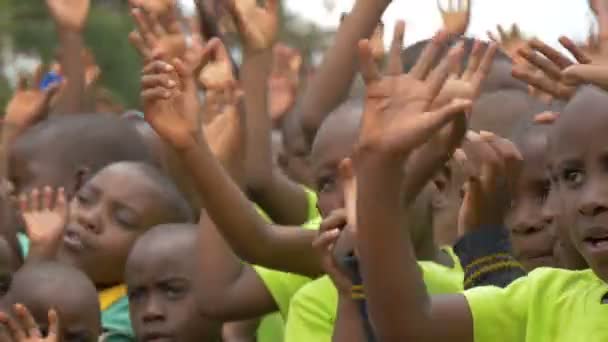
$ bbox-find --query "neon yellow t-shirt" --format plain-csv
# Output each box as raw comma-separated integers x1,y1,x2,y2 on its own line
465,267,608,342
253,188,321,340
284,248,464,342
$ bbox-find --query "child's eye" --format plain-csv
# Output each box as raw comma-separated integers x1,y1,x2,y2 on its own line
163,285,187,300
127,288,145,302
76,189,94,206
562,169,584,186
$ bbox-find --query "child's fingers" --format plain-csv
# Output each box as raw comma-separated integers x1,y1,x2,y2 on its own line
131,8,156,48
559,36,592,64
312,228,340,251
141,74,177,91
357,40,381,84
42,186,53,211
517,48,562,80
563,64,608,89
470,43,497,96
142,60,175,75
141,87,172,103
265,0,279,15
462,40,483,81
486,30,499,43
47,309,59,338
497,24,508,41
482,133,523,192
129,31,152,59
15,304,41,338
225,0,249,37
529,38,573,69
419,99,471,144
410,30,449,80
386,20,406,76
0,312,25,341
533,111,559,125
511,64,559,97
56,188,67,212
197,38,223,73
319,209,347,233
426,43,464,100
31,188,41,212
18,193,28,214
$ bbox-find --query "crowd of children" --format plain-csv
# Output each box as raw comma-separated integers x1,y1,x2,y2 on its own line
2,0,608,340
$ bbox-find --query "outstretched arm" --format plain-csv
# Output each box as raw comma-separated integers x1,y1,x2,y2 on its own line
298,0,392,146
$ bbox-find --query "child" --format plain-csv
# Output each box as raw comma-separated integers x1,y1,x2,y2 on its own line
0,261,101,341
9,113,155,195
354,44,608,341
125,223,222,342
19,161,193,341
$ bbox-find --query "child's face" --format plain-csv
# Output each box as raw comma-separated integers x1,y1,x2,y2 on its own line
505,134,558,271
126,236,220,341
57,163,177,286
310,123,356,218
550,96,608,281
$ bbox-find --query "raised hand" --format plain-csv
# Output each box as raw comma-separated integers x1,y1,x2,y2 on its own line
19,187,68,261
197,36,236,91
129,0,173,17
432,39,497,108
312,209,352,294
457,131,522,236
225,0,279,51
511,38,579,100
268,44,302,123
438,0,471,37
369,21,386,62
141,59,194,149
0,304,59,342
129,1,186,61
487,24,530,65
5,71,60,135
355,28,472,161
45,0,90,32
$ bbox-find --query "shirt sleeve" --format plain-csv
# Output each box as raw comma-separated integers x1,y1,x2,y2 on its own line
253,266,313,318
284,277,337,342
464,274,531,342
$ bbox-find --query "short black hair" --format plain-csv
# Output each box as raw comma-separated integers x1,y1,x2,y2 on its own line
5,261,101,329
10,113,157,190
470,89,544,137
119,161,194,223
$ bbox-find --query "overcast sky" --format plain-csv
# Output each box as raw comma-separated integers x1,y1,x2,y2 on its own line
286,0,595,49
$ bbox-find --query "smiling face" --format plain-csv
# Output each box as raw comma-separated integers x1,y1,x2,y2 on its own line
549,87,608,282
57,162,187,287
126,225,221,342
506,132,557,271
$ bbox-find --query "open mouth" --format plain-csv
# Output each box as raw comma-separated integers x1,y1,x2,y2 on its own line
63,229,85,252
582,227,608,251
141,332,173,342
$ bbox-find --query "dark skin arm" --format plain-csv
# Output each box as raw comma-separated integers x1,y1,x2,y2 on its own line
299,0,392,146
227,0,310,225
46,0,90,114
333,295,366,342
141,43,322,278
353,33,474,341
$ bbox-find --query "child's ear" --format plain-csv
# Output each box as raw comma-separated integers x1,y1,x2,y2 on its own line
71,166,91,196
431,165,451,210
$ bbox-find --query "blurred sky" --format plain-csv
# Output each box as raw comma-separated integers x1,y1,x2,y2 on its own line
182,0,596,49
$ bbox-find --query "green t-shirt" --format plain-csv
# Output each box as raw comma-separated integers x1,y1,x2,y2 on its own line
465,267,608,342
253,188,321,340
284,248,464,342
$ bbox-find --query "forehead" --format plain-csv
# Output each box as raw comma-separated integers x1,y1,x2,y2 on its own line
89,164,161,202
127,234,197,284
551,92,608,163
311,114,360,174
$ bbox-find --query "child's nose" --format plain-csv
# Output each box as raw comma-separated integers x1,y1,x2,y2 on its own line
578,185,608,217
143,298,165,322
76,208,102,233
